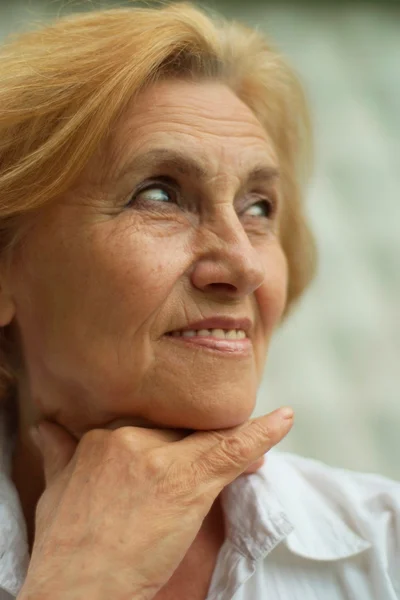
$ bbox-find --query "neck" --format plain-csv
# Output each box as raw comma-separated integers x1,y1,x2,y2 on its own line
10,372,47,550
12,428,44,551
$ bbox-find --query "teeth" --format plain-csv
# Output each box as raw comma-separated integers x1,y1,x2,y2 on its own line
226,330,238,339
171,329,247,340
182,330,196,338
211,329,226,339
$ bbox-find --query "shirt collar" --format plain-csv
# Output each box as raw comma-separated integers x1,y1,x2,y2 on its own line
221,460,294,561
222,449,371,563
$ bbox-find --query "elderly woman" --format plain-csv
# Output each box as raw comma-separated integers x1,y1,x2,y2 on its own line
0,3,398,599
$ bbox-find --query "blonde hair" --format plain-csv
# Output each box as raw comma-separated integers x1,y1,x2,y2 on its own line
0,2,316,402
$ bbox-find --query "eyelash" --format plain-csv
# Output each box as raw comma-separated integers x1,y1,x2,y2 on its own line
126,177,177,208
244,197,276,219
127,177,276,219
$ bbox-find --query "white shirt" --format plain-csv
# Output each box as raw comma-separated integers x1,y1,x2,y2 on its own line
0,409,399,600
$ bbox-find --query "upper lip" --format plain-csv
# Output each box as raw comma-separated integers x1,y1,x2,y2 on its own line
167,317,253,337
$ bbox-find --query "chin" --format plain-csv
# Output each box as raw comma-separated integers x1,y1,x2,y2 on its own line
130,349,260,431
140,390,257,432
196,403,256,430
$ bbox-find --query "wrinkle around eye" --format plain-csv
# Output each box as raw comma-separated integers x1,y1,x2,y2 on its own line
125,176,178,209
240,209,279,240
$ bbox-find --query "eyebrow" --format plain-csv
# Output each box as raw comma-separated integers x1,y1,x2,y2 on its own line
111,148,280,185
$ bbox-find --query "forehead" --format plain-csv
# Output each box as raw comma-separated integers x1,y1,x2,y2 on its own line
107,79,278,176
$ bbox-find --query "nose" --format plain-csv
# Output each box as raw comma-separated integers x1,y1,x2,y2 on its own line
190,208,266,299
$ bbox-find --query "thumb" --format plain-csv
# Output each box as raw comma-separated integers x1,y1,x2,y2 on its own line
31,420,78,485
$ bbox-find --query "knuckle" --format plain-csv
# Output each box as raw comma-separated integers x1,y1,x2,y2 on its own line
109,426,134,446
198,437,251,481
78,428,109,461
247,420,273,445
105,427,139,458
219,435,253,463
145,449,170,480
80,428,135,465
81,428,106,447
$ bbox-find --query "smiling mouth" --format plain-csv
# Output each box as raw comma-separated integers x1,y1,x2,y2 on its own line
167,328,247,340
165,328,252,355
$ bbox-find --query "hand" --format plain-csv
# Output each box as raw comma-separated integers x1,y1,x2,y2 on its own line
19,408,293,600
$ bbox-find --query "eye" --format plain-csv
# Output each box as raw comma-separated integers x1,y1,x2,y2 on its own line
245,199,274,218
137,186,172,203
127,178,178,207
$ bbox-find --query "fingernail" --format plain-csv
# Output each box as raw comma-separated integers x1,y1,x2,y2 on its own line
278,407,294,420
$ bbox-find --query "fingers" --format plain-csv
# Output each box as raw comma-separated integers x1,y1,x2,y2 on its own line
106,423,191,448
184,407,293,485
30,421,78,486
30,408,289,491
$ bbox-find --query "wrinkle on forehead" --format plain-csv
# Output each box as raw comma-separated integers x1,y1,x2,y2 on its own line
130,79,265,129
103,79,278,184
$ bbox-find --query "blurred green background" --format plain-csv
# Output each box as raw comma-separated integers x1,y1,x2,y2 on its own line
1,0,399,477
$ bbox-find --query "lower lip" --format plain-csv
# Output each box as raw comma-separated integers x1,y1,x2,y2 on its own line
165,334,252,356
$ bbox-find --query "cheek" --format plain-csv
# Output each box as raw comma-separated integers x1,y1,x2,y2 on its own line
93,224,190,326
253,245,287,378
57,220,194,393
13,216,190,379
257,245,288,330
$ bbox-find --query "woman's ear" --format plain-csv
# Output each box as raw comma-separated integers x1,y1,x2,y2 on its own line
0,272,16,326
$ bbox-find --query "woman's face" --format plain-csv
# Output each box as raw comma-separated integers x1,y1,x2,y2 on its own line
2,80,287,437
